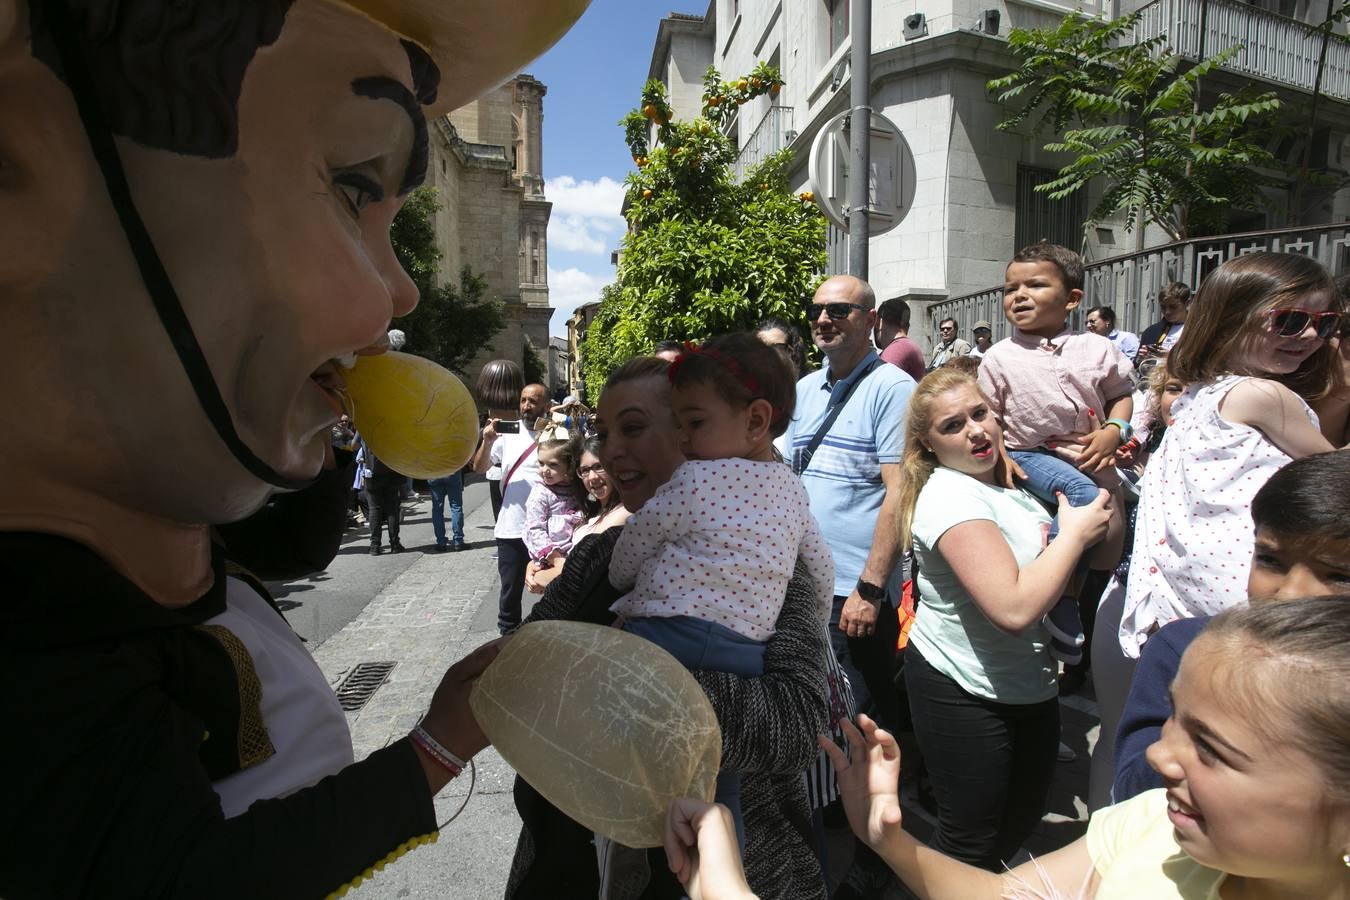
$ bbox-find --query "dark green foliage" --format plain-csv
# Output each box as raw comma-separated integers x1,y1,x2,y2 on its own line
988,12,1284,241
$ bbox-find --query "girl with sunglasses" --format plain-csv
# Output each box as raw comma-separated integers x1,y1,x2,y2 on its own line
1118,251,1346,661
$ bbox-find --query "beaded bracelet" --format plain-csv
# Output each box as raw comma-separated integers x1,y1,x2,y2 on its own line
410,725,467,777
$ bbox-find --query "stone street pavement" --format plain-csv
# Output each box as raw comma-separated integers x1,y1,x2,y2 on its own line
302,494,1101,898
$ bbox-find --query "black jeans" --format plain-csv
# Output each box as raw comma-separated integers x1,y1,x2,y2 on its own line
904,646,1058,870
828,595,900,731
496,537,529,634
367,483,402,548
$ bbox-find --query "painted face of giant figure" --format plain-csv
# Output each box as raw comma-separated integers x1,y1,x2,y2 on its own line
0,1,582,538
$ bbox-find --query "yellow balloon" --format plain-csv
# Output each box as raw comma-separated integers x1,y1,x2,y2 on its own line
343,351,478,479
471,621,722,848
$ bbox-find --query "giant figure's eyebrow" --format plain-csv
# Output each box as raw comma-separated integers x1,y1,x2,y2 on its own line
350,76,429,195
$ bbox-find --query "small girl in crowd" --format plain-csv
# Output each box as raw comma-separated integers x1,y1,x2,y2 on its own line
609,331,834,843
1113,448,1350,801
822,595,1350,900
522,435,587,570
1120,251,1345,658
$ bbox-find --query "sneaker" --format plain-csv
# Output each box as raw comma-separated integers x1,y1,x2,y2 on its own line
369,545,382,556
450,540,467,552
390,542,406,554
434,543,450,553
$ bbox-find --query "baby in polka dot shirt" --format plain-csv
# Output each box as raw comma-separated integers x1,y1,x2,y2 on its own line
609,335,834,845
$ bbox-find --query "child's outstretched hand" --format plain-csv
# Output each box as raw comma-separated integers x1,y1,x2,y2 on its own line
817,715,903,849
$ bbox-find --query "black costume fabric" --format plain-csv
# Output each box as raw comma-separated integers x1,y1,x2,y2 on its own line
504,528,830,900
0,533,436,898
216,449,356,579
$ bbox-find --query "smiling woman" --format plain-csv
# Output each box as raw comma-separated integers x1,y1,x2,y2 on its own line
0,0,588,896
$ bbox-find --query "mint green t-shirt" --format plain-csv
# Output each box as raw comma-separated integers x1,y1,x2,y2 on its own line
908,466,1057,705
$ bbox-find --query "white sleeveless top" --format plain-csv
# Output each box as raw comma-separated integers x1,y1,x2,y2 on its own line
1119,376,1316,658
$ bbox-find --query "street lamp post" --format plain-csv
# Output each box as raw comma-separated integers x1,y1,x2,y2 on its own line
848,0,872,279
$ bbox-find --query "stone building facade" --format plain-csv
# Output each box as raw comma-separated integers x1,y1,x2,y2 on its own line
423,74,555,393
648,1,1350,351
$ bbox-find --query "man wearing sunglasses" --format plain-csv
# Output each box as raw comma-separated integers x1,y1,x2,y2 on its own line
928,318,973,371
785,275,917,734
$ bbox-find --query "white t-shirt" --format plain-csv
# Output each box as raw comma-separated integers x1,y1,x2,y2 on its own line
489,429,540,540
209,578,354,818
908,466,1057,705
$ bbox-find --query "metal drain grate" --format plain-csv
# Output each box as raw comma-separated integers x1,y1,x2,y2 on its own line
334,661,397,711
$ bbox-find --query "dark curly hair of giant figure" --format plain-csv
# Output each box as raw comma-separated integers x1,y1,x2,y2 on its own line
29,0,438,160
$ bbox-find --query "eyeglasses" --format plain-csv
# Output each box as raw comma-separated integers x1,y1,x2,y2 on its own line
578,464,606,476
1262,307,1343,340
805,301,868,320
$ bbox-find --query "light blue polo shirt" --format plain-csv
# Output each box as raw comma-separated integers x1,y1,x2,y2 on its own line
785,352,916,597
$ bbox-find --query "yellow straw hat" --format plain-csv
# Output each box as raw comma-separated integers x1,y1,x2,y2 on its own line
342,0,592,116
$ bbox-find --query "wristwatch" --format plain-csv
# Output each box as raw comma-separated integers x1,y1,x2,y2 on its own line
855,579,886,604
1104,418,1134,442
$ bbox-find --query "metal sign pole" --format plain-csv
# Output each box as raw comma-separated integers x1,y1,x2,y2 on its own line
848,0,872,279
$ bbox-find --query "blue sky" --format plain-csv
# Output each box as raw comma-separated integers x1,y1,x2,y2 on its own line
526,1,701,336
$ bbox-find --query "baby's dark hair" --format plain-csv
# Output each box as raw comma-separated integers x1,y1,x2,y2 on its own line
1252,450,1350,544
669,332,798,437
537,435,585,500
1011,241,1084,292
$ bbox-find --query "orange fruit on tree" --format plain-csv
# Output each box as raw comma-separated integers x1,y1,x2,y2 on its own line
642,189,653,199
642,103,658,119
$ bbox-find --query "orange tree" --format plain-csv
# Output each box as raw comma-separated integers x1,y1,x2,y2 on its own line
581,64,826,396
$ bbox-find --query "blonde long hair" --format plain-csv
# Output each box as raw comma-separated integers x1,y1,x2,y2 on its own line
895,369,1006,549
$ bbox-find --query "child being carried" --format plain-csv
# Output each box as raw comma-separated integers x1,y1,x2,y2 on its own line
608,332,833,847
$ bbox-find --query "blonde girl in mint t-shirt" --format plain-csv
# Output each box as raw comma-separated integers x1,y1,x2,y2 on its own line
892,369,1111,870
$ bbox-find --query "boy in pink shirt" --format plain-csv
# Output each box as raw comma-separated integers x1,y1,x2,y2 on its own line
978,242,1134,663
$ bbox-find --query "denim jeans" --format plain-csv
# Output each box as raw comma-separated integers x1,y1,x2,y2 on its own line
623,615,767,852
904,646,1059,870
1009,448,1101,540
428,473,464,546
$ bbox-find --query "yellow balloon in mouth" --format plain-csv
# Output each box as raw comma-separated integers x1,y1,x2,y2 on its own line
343,351,479,479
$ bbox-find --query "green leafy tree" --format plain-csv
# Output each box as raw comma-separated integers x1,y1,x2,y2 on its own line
988,12,1283,244
390,186,506,374
582,66,825,396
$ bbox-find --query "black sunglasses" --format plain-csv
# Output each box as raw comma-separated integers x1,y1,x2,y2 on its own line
1262,307,1342,341
805,300,868,320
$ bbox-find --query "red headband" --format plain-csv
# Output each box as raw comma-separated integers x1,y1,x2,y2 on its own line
667,341,786,426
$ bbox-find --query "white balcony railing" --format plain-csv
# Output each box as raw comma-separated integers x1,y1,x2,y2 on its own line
1133,0,1350,100
732,105,795,182
929,223,1350,342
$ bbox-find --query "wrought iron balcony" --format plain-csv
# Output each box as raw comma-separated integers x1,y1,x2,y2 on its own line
1132,0,1350,100
732,105,795,182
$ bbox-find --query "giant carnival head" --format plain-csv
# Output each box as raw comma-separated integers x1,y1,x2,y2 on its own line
1,1,586,524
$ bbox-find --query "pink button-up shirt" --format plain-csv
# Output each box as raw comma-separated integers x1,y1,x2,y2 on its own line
978,329,1134,450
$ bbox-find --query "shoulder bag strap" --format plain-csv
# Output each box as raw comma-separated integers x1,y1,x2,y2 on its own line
502,435,540,489
794,359,883,475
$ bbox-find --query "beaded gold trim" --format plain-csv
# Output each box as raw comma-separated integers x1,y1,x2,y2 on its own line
324,832,440,898
196,623,275,769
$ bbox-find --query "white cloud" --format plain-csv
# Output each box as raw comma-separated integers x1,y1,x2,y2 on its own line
548,266,613,337
545,175,627,257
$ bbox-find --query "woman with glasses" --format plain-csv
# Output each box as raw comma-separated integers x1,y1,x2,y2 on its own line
1120,252,1347,662
523,436,629,594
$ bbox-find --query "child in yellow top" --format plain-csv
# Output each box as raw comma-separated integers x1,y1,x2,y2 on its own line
820,596,1350,900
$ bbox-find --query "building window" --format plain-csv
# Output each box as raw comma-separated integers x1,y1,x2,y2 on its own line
1014,165,1086,252
826,0,849,55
